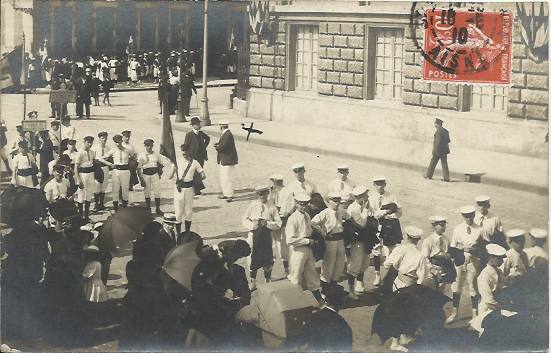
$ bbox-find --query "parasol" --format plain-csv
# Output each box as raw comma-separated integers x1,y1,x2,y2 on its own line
162,240,202,291
48,198,78,221
0,185,48,225
97,206,153,251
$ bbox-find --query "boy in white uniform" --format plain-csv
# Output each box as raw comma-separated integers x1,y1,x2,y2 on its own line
92,131,110,211
327,164,356,200
288,162,318,209
502,229,530,283
138,139,170,215
268,174,294,274
44,164,70,203
11,140,37,188
172,144,206,233
477,243,506,314
286,193,322,302
523,228,548,270
74,136,96,221
98,134,132,210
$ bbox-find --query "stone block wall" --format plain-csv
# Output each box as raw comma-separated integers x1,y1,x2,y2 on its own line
249,21,287,90
318,23,365,99
508,22,549,121
402,26,462,111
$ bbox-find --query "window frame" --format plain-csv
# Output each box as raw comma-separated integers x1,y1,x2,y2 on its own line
168,2,191,50
92,2,117,52
285,21,320,92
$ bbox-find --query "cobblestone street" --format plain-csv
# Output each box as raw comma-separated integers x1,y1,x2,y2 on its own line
1,88,548,351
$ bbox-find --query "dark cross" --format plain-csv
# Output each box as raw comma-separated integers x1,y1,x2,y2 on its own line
241,123,263,141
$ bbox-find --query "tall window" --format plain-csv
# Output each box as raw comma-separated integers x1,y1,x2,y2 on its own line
95,7,115,50
470,85,508,112
53,6,73,52
375,29,404,100
294,25,319,91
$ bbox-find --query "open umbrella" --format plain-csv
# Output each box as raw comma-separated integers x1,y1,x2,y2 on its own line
0,185,48,225
49,198,78,221
97,206,153,252
162,240,202,291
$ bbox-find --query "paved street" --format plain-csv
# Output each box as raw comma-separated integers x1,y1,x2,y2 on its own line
1,88,548,351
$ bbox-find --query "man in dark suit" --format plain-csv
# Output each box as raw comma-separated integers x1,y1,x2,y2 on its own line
214,121,238,202
424,118,450,182
74,67,93,119
183,117,210,167
181,70,197,117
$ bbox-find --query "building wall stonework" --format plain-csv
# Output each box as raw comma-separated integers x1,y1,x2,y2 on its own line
249,21,286,90
318,22,365,99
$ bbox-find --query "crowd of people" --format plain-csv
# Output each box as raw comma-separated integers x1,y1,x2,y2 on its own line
1,92,548,352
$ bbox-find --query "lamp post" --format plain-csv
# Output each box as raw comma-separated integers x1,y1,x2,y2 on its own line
176,24,187,122
200,0,211,126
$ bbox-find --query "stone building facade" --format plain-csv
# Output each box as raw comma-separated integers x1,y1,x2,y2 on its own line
240,1,549,157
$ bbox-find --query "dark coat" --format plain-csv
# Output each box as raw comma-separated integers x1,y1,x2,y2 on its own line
432,126,451,156
308,308,353,352
74,76,92,104
181,74,197,97
216,130,238,166
184,130,210,166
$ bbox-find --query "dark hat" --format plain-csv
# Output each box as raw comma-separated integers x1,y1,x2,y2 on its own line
121,130,131,137
18,140,28,148
58,154,72,165
98,131,108,138
53,164,65,173
435,118,443,124
144,139,154,146
67,139,77,145
16,124,22,129
83,136,94,143
112,134,123,143
190,116,201,125
51,120,60,125
61,116,70,121
218,239,251,261
39,129,49,135
143,221,162,238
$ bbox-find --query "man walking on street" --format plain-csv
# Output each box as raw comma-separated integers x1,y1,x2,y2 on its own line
75,68,93,119
215,121,238,203
183,117,210,167
92,132,110,211
99,134,131,210
425,118,450,182
74,136,96,221
181,70,197,118
137,139,169,215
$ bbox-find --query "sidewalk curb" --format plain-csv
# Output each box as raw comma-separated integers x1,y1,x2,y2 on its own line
165,116,548,195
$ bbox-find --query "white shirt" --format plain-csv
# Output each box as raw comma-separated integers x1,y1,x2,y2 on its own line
268,186,294,217
242,200,282,232
92,143,110,159
63,149,79,163
104,146,132,165
311,207,344,235
44,178,69,203
346,200,372,228
75,149,95,168
122,142,136,157
477,265,503,312
327,177,356,199
502,248,530,279
138,152,168,169
60,125,75,140
285,210,313,247
384,242,427,285
368,191,402,220
523,246,549,268
474,211,504,242
50,130,61,147
421,232,449,259
175,158,203,182
451,222,482,251
13,153,34,170
288,179,317,197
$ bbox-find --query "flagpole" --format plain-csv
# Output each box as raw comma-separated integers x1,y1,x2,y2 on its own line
22,32,26,121
200,0,211,126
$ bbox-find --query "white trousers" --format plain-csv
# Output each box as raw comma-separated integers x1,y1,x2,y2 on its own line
219,164,234,197
271,228,289,262
321,239,346,283
287,245,320,291
95,166,109,193
143,173,161,198
112,169,130,202
451,256,480,297
12,175,34,188
174,186,194,222
347,241,370,277
77,172,95,203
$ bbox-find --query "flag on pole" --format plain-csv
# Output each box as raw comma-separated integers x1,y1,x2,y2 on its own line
0,45,24,90
160,94,177,166
228,27,236,50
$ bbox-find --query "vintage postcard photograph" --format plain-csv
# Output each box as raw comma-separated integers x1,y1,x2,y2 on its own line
0,0,548,352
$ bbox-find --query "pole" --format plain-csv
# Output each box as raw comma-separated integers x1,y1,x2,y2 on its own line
200,0,211,126
22,33,27,121
176,24,186,122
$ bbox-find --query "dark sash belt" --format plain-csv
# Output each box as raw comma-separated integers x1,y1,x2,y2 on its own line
325,232,344,241
176,180,193,189
17,168,34,176
78,166,94,173
143,167,158,176
114,165,129,170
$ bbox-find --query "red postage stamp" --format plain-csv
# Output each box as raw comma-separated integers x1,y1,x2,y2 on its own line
422,9,513,84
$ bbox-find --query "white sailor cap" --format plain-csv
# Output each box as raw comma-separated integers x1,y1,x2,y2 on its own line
337,164,349,171
340,195,351,204
294,193,311,203
506,229,525,239
292,162,305,171
372,176,386,183
352,185,368,196
475,195,491,204
429,215,447,223
327,192,342,201
486,243,507,257
269,173,284,181
529,228,548,239
255,185,270,193
84,245,99,252
460,205,476,214
219,120,229,126
80,225,93,232
405,226,423,239
93,222,104,231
